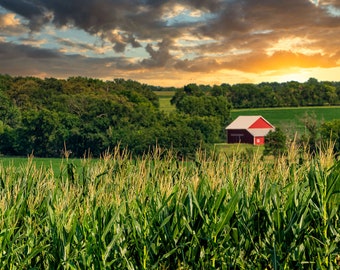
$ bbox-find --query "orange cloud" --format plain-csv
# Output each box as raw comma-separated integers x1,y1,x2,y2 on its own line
0,13,26,35
227,51,338,73
0,13,19,26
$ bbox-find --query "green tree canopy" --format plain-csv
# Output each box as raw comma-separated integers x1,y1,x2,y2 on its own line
320,119,340,155
263,128,287,157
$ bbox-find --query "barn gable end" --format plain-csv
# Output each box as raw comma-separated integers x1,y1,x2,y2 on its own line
249,118,273,129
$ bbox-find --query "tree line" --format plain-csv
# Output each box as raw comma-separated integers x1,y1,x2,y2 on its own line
0,75,230,158
0,74,339,158
169,78,340,108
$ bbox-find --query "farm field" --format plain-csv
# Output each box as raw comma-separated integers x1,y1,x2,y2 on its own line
0,156,79,167
154,91,175,112
231,106,340,134
156,90,340,131
0,156,86,175
0,146,339,269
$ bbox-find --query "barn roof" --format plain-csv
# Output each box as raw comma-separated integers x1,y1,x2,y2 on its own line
226,115,274,132
226,116,263,129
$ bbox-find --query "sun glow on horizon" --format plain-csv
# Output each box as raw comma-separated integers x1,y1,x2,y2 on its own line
276,72,310,83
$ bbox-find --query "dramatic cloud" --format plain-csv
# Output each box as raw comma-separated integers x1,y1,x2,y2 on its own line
0,12,26,35
0,0,339,86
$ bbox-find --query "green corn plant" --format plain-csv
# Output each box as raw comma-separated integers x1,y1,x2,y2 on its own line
307,161,340,269
0,145,339,268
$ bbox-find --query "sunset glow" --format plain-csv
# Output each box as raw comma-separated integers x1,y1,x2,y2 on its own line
0,1,339,86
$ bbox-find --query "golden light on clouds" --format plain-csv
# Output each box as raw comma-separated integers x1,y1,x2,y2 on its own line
0,13,20,26
266,37,324,56
0,0,339,86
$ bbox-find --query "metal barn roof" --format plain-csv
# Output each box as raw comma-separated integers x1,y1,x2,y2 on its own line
226,116,264,129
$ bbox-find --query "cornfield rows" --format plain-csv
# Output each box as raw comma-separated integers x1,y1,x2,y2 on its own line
0,146,339,269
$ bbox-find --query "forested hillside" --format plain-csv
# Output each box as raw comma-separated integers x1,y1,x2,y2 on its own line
1,75,340,158
0,75,229,157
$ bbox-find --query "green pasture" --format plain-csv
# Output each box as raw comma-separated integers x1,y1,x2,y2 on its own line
231,106,340,135
0,156,88,175
231,106,340,124
158,97,174,112
155,91,175,112
155,89,340,130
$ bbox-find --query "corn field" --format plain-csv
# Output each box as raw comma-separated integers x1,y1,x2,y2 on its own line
0,145,339,269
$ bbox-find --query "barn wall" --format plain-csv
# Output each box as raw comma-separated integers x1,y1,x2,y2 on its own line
227,129,253,144
254,136,265,145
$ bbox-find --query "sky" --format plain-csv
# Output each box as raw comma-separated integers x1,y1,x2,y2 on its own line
0,0,339,87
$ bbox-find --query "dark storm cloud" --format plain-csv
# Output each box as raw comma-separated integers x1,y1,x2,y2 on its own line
0,0,44,19
0,41,137,77
0,1,169,42
0,41,60,59
0,0,181,59
181,0,223,12
199,0,339,39
141,38,174,68
2,0,338,50
0,0,339,82
54,37,96,51
0,0,51,31
105,31,141,53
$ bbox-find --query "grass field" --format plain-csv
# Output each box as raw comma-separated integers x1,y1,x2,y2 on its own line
154,91,175,112
155,91,340,129
231,106,340,135
158,97,174,112
0,156,85,174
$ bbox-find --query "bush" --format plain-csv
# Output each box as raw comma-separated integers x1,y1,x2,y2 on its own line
263,128,287,156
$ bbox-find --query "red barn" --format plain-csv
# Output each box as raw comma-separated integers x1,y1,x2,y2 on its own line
225,116,275,145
